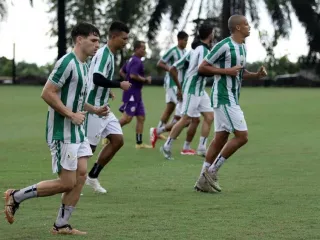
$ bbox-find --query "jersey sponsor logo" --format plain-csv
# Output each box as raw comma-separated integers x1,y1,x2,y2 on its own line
130,106,136,112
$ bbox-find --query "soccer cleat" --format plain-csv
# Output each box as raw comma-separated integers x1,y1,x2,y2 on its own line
135,143,153,149
180,149,196,155
50,224,87,235
158,134,167,140
196,148,207,157
194,174,217,193
160,146,174,160
149,128,158,148
101,138,110,145
4,189,20,224
202,168,222,192
85,177,107,193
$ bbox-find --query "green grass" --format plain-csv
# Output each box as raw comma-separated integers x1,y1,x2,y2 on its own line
0,86,320,240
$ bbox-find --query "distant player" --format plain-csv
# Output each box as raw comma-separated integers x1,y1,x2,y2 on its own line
4,23,106,235
156,31,189,139
160,24,215,160
118,40,152,149
150,50,201,155
85,21,131,193
195,15,267,192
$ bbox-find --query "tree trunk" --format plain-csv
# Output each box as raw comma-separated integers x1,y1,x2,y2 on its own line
57,0,66,59
222,0,231,38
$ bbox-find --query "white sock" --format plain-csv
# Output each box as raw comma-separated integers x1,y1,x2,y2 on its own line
157,121,164,128
55,204,75,227
200,161,211,175
164,137,174,150
183,141,191,150
156,126,166,135
198,136,208,149
208,154,226,173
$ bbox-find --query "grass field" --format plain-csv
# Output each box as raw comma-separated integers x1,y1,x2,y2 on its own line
0,86,320,240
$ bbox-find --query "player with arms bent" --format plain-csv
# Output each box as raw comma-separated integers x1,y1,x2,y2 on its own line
195,15,267,192
4,23,107,235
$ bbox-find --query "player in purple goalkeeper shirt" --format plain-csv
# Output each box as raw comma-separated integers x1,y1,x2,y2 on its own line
119,41,152,149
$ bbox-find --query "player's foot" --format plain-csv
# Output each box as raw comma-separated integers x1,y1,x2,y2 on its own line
194,174,216,193
202,169,222,192
136,143,153,149
101,138,110,145
150,128,158,148
50,224,87,235
4,189,20,224
158,134,167,140
196,148,207,157
85,177,107,193
180,149,196,155
160,146,174,160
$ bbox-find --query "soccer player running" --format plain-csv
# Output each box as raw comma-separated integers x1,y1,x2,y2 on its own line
85,21,131,193
4,23,108,234
195,15,267,193
150,50,201,155
118,41,152,149
156,31,189,139
160,24,214,160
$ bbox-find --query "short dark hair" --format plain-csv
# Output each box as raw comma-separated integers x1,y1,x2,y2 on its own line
177,31,189,40
71,22,100,43
199,24,213,40
109,21,130,37
133,40,145,50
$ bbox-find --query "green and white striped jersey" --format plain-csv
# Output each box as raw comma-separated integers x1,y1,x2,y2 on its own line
205,37,246,108
46,52,89,144
182,44,210,96
160,46,186,89
87,45,115,107
172,51,191,85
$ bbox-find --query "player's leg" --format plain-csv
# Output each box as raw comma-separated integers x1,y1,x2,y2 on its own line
119,102,134,127
132,100,151,149
181,117,200,155
4,141,87,225
205,105,248,191
156,88,177,139
52,146,91,235
160,94,197,160
196,92,214,156
86,113,124,193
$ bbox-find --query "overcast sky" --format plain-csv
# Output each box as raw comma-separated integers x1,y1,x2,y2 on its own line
0,0,309,66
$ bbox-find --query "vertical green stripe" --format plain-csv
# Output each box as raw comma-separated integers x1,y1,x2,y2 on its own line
98,47,110,73
238,45,245,101
53,70,73,140
217,51,229,106
51,53,73,84
188,75,198,95
100,89,108,106
85,113,89,136
56,141,62,173
206,38,230,64
72,60,84,143
183,94,192,115
228,41,238,104
87,85,98,105
210,83,215,107
162,47,175,61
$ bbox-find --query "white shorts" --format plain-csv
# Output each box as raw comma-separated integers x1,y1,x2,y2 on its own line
165,88,178,104
175,101,182,117
181,92,213,118
48,139,92,173
86,112,123,146
213,105,248,133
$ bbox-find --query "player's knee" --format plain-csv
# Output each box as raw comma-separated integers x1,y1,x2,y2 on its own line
111,135,124,149
239,135,248,146
61,179,77,192
205,114,214,124
138,116,145,123
77,172,87,186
